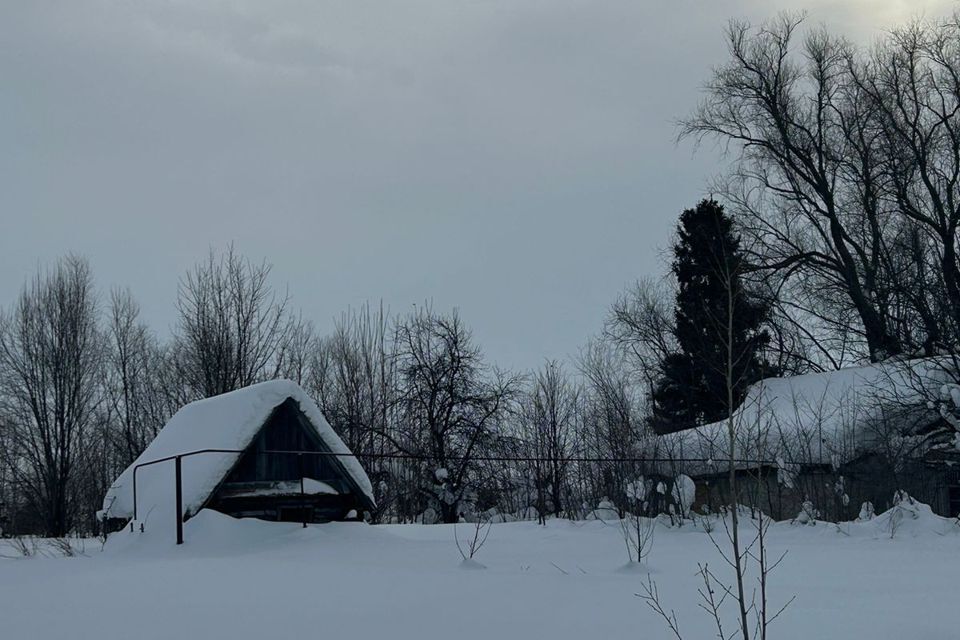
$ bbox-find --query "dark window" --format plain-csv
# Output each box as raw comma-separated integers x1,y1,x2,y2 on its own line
948,486,960,517
224,399,341,486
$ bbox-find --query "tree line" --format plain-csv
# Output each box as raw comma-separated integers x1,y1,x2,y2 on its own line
3,12,960,536
0,247,660,535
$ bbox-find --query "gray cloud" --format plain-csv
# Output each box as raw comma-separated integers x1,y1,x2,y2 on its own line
0,0,954,370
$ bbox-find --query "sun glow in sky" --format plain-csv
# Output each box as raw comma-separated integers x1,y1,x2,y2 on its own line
834,0,951,27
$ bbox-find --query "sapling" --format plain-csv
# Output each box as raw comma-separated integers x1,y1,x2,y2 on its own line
2,536,38,558
620,510,656,565
454,514,492,568
639,183,795,639
621,479,655,565
50,537,83,557
696,505,716,534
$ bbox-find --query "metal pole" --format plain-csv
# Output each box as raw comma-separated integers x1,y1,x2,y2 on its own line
299,453,306,528
175,455,183,545
132,467,138,522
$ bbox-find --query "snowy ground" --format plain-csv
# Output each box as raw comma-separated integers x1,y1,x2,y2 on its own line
2,508,959,640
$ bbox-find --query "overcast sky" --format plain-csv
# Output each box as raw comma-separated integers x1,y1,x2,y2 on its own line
1,0,954,371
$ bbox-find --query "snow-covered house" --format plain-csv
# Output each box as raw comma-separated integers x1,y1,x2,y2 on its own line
101,380,375,529
656,358,960,518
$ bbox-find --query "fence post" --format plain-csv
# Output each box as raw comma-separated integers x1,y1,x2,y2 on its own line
299,453,306,528
132,467,138,522
175,455,183,545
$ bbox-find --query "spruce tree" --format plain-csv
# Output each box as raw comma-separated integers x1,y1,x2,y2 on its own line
651,199,773,433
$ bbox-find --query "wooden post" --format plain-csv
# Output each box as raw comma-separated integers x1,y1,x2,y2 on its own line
175,455,184,545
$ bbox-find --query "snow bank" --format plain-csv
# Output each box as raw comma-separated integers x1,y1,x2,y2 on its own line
101,380,374,523
662,358,948,472
863,492,957,538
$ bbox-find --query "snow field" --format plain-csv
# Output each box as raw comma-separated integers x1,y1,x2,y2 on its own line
2,508,959,640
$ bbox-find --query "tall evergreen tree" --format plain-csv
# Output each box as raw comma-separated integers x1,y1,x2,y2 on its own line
651,200,773,433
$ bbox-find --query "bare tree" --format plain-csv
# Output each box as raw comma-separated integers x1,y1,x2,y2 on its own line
683,13,960,362
681,14,904,361
719,208,759,639
640,263,794,639
389,306,517,524
306,303,399,522
519,360,578,520
0,257,104,536
275,316,315,387
639,199,782,640
578,340,649,514
606,278,677,389
698,208,795,640
309,305,393,454
853,17,960,345
104,288,168,469
174,245,291,398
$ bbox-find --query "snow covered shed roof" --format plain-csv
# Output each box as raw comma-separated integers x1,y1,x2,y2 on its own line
101,380,375,522
660,358,948,474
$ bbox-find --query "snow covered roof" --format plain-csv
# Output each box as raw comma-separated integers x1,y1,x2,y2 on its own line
102,380,375,522
659,358,949,474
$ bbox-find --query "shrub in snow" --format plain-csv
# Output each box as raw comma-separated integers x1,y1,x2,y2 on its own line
935,382,960,447
514,505,539,521
485,510,517,524
828,476,850,521
619,513,655,565
696,513,716,534
454,515,491,569
793,499,819,525
671,475,696,518
5,537,39,558
883,490,920,538
597,498,618,515
621,487,655,564
586,498,620,522
625,477,650,503
857,502,875,522
892,490,914,508
860,491,954,538
833,477,849,505
625,476,693,523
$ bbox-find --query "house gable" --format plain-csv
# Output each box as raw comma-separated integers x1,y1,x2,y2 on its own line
204,398,374,522
101,380,375,523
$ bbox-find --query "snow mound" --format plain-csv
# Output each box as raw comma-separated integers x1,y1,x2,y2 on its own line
865,493,957,538
664,358,949,472
585,499,619,522
615,561,654,575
